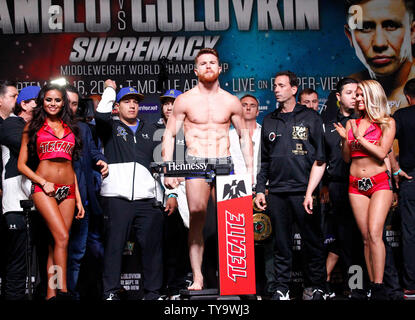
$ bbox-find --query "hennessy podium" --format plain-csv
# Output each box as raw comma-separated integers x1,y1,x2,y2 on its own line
151,161,256,300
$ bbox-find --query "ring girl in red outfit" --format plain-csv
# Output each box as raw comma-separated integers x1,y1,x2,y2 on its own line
334,80,395,299
17,84,84,300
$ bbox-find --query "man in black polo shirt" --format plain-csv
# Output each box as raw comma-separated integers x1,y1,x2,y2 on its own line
390,78,415,299
255,71,327,300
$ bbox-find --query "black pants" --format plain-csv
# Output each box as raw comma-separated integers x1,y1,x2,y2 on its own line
102,197,165,299
328,181,364,283
162,208,190,296
268,192,326,292
382,210,403,299
0,213,6,296
399,175,415,290
3,213,27,300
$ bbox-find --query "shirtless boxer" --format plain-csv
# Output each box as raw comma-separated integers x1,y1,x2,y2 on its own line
162,48,253,291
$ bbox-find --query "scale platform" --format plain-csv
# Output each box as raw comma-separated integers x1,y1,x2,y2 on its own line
179,288,242,300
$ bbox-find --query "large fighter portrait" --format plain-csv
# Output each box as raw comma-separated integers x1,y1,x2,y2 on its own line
323,0,415,121
345,0,415,112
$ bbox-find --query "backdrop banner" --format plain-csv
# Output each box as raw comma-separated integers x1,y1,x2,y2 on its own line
2,0,411,124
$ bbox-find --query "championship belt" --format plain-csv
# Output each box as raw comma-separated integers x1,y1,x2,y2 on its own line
252,198,272,241
253,213,272,241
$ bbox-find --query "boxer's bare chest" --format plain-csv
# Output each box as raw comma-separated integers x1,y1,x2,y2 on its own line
185,95,232,126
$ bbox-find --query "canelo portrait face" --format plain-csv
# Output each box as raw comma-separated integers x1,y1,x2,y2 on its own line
195,53,222,83
346,0,415,77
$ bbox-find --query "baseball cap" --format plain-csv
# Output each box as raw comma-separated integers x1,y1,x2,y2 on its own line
116,87,144,103
160,89,182,103
17,86,41,105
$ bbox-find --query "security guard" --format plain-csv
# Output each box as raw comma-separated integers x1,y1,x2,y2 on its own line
304,78,364,299
390,78,415,300
321,78,361,298
255,71,326,300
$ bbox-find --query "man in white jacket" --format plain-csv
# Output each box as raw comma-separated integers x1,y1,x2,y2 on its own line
96,80,177,300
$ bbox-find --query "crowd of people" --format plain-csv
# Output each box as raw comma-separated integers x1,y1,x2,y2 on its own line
0,45,414,302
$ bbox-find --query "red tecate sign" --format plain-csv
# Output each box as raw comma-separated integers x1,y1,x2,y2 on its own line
216,175,256,296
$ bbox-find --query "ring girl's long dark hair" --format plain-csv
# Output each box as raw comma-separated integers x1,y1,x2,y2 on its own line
26,83,82,161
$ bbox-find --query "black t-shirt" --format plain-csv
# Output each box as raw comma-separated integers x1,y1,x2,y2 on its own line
321,91,339,124
393,105,415,172
323,110,356,183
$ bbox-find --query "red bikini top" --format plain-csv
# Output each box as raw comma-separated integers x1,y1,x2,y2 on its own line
36,120,75,161
348,118,382,158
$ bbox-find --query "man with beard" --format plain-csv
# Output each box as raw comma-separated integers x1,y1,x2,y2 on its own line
162,48,253,291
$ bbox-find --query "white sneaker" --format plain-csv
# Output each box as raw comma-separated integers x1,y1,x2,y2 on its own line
272,290,290,300
323,291,336,300
106,293,120,300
